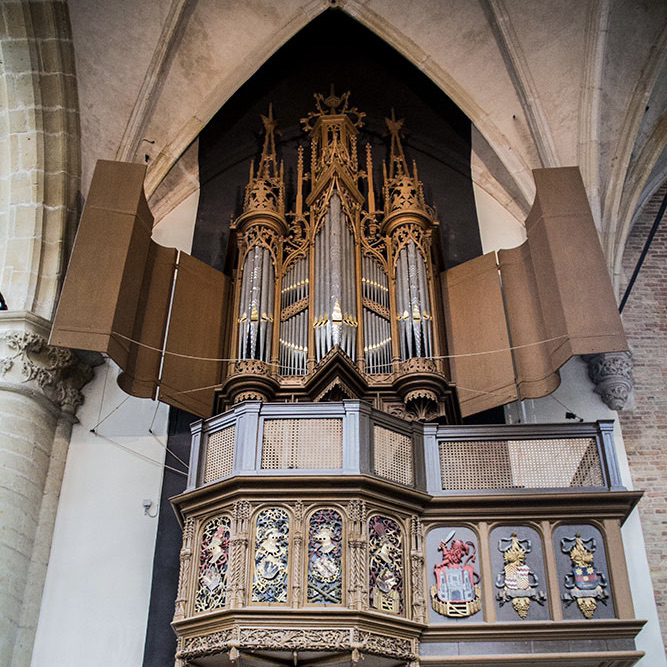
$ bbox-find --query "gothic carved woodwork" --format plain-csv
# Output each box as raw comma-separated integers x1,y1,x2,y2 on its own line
251,507,290,603
173,517,195,622
368,514,404,615
219,90,456,422
307,508,343,604
195,516,231,612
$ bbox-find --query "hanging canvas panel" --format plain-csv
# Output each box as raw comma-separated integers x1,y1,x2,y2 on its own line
195,516,231,612
307,508,343,604
251,507,290,603
368,515,404,614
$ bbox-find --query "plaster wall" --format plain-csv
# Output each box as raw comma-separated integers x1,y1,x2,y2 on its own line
31,363,169,667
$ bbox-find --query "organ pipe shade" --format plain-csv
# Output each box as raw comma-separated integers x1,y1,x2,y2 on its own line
238,245,274,362
395,241,433,359
314,191,357,361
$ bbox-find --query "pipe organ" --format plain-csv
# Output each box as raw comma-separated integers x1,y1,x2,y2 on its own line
222,89,459,422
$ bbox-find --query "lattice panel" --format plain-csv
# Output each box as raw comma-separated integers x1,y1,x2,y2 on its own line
438,437,602,490
204,426,235,483
261,419,342,469
373,426,414,486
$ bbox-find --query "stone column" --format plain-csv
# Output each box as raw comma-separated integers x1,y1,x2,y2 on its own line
0,312,99,667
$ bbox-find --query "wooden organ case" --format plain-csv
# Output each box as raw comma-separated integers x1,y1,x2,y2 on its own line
218,90,460,422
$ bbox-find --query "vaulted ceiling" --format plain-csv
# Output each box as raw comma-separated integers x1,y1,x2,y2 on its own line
69,0,667,290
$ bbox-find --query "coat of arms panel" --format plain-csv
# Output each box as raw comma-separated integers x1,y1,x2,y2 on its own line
426,526,482,623
553,524,614,620
490,525,548,621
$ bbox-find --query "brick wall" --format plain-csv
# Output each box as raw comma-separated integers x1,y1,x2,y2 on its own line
619,181,667,645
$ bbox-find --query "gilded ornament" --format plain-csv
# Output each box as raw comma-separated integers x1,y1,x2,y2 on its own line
560,533,609,619
495,533,546,618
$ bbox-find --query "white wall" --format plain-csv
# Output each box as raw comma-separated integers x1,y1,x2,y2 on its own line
32,191,199,667
31,362,169,667
473,181,526,254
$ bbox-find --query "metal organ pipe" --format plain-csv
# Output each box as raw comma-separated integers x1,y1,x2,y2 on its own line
361,255,391,374
314,191,357,362
394,241,431,361
238,245,274,362
279,256,308,375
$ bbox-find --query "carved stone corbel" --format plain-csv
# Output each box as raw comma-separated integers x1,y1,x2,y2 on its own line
583,351,633,411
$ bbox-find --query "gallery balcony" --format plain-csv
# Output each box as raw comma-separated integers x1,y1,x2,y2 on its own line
170,401,644,667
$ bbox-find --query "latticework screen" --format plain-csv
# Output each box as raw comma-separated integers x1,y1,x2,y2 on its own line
204,425,235,483
261,418,343,469
373,426,414,486
438,437,602,490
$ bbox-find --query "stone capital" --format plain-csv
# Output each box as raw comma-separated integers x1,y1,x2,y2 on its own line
0,311,101,418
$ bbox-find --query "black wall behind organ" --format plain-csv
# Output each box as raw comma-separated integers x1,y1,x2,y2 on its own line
192,9,482,273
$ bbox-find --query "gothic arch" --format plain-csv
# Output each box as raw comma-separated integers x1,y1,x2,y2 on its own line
0,1,79,320
140,1,534,216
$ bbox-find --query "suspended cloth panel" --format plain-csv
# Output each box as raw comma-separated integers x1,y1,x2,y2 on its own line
159,252,229,417
444,167,627,417
50,160,176,398
442,252,517,416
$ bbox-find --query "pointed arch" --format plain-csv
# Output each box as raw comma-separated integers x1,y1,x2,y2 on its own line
141,1,534,215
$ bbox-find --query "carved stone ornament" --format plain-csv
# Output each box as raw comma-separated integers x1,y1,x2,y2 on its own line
495,533,546,618
583,351,633,411
0,329,97,417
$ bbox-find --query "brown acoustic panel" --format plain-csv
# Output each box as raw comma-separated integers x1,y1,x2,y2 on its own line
159,253,229,418
50,160,153,368
527,167,627,368
442,253,517,416
117,242,177,399
498,243,560,399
